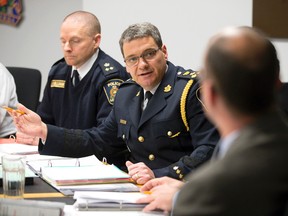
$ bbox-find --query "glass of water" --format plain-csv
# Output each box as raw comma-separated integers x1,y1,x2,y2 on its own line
2,154,26,199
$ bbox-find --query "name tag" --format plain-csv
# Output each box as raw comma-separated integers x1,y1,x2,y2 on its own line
51,80,65,88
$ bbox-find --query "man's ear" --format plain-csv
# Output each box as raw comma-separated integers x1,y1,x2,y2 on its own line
93,33,101,48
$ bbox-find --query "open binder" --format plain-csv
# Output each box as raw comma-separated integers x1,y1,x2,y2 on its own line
27,155,131,186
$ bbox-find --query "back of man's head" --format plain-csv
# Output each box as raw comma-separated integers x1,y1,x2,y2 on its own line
205,26,280,115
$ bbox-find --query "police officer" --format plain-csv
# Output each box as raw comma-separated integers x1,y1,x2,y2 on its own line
16,11,129,167
37,11,129,129
13,22,219,185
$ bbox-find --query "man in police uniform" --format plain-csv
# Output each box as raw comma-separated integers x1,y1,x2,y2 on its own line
13,22,219,184
17,11,129,149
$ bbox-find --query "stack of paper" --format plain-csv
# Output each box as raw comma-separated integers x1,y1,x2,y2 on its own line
0,143,38,156
73,191,148,211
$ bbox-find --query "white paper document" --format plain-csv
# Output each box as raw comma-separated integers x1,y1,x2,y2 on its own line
73,191,149,211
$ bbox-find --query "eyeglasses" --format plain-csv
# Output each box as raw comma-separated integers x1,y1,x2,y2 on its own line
124,48,160,67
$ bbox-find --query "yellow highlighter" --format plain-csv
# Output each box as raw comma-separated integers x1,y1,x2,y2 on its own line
1,106,25,115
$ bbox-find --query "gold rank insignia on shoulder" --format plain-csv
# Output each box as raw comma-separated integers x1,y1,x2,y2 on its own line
190,71,199,78
177,71,200,79
103,79,124,105
51,80,65,88
164,84,172,92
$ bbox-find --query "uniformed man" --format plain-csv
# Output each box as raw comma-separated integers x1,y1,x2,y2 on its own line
16,11,129,167
12,22,219,184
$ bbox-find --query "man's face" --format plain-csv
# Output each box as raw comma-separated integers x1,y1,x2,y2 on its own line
123,36,168,91
60,20,100,68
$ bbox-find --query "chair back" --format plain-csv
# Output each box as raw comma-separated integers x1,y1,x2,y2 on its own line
7,67,41,112
280,82,288,117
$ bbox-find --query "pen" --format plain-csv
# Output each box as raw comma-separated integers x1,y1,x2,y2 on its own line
1,106,25,115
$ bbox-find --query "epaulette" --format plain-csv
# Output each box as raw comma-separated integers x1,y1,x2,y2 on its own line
52,58,65,67
99,58,120,76
177,70,200,80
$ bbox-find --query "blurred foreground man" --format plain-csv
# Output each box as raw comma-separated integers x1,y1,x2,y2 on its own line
138,26,288,216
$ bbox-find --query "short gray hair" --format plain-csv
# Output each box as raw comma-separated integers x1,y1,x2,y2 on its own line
119,22,163,56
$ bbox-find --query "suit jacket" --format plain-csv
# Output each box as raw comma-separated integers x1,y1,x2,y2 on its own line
173,111,288,216
40,61,219,178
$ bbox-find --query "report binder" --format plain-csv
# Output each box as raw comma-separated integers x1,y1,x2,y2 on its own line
73,191,148,211
27,155,131,186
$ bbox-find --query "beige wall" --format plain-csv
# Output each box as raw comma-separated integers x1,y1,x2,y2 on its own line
0,0,287,101
0,0,82,99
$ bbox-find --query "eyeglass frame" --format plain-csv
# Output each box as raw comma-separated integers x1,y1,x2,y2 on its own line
124,48,161,67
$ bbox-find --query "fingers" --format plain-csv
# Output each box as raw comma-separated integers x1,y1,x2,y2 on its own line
125,160,133,168
140,177,169,192
17,103,29,114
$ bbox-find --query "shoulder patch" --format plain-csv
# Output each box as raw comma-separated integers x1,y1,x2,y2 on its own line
103,79,124,105
177,70,200,79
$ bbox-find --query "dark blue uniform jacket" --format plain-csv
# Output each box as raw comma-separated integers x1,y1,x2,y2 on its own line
40,61,219,179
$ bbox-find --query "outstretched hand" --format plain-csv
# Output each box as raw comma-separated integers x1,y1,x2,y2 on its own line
10,104,47,141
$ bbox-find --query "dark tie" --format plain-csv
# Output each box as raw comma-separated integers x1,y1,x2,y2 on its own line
143,91,153,110
72,70,80,86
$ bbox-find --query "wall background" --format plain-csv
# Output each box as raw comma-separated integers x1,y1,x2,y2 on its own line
0,0,287,100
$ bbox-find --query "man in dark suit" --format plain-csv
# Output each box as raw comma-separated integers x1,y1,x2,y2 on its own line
12,22,219,184
138,26,288,215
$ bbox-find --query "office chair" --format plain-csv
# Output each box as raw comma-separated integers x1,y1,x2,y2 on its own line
279,82,288,117
7,67,42,112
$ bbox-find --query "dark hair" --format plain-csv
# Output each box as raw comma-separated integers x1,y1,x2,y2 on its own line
206,27,280,115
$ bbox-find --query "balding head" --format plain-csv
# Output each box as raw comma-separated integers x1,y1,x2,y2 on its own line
202,26,280,115
63,11,101,37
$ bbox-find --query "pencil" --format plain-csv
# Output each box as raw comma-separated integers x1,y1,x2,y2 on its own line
1,106,25,115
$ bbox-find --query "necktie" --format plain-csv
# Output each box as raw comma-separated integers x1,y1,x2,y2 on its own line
72,70,80,86
143,91,153,110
